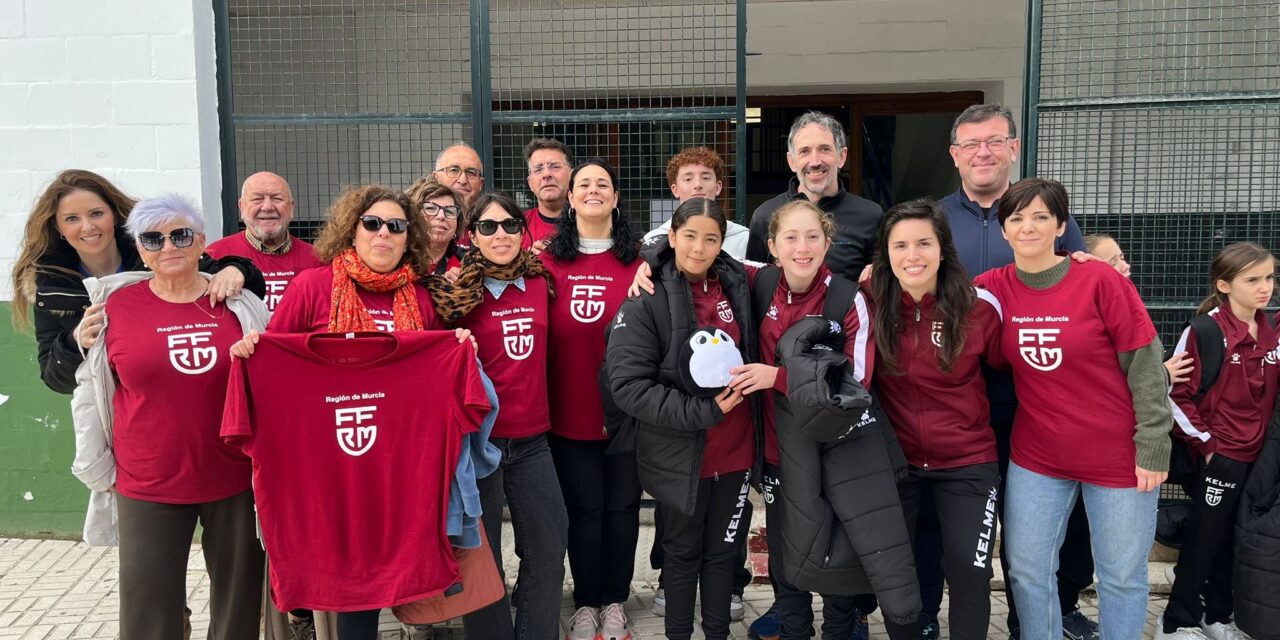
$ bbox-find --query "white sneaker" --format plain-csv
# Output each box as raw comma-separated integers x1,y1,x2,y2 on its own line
1201,619,1253,640
1155,616,1210,640
652,587,665,617
566,606,600,640
599,602,632,640
729,593,744,622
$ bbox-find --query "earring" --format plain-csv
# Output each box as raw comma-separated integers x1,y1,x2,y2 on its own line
567,207,577,218
611,207,621,222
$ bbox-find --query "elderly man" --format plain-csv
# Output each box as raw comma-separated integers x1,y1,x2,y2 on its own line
745,111,882,279
433,143,486,208
206,172,323,312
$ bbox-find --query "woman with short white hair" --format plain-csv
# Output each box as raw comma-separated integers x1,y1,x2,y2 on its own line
71,193,269,640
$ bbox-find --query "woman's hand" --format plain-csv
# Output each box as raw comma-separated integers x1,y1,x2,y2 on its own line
729,363,780,395
454,327,477,352
628,262,654,297
714,386,744,415
1164,352,1194,385
208,266,246,304
530,239,548,256
1135,466,1167,492
1069,250,1104,265
230,330,261,359
858,264,873,284
75,303,106,349
444,266,462,283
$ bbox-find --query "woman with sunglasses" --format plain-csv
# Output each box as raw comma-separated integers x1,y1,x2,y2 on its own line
232,184,469,640
11,169,264,394
406,176,467,275
421,192,566,640
71,194,270,640
541,158,643,640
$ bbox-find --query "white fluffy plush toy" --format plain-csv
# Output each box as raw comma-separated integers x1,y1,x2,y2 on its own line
686,328,744,389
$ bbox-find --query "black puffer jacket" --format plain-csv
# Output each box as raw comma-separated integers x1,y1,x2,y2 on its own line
605,251,760,516
30,227,263,393
772,317,920,626
1235,406,1280,639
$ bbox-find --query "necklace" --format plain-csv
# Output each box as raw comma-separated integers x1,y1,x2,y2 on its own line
189,286,227,320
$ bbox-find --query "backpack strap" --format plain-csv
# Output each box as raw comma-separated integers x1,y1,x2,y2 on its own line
752,265,782,327
1188,313,1225,402
821,274,858,325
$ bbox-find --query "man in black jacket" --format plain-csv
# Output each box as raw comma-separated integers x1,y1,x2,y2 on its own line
745,111,883,281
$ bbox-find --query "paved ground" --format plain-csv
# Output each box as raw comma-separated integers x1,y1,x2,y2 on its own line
0,524,1175,640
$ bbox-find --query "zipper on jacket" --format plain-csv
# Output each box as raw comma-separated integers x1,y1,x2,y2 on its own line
908,302,928,469
981,216,989,272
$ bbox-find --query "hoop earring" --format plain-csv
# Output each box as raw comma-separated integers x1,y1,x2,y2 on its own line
567,207,577,219
611,207,620,222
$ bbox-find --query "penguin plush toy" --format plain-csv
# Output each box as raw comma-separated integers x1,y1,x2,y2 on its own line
679,327,744,398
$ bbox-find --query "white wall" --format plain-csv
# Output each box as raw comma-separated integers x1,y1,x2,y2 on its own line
0,0,224,300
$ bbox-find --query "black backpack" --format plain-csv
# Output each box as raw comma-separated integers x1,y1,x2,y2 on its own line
1167,313,1227,488
750,265,857,330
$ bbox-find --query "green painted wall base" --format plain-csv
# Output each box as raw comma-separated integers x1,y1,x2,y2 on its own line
0,302,87,539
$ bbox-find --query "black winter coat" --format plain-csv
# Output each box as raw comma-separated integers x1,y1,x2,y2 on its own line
1235,406,1280,639
772,318,920,627
605,251,760,516
31,227,264,394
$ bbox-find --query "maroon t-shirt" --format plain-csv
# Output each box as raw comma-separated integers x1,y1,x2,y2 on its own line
690,277,754,478
268,267,443,333
221,332,489,612
974,260,1157,488
521,207,560,249
206,232,324,311
541,251,635,440
455,276,552,439
105,281,251,503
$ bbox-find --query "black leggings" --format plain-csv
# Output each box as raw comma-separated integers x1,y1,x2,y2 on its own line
660,470,752,640
336,609,380,640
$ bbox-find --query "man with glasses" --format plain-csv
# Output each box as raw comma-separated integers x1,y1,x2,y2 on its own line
936,104,1092,640
433,143,486,208
207,172,323,312
523,137,575,251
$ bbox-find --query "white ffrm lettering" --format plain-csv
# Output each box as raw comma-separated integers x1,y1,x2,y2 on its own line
167,331,217,375
1018,328,1063,372
334,405,378,456
570,284,608,323
501,317,536,360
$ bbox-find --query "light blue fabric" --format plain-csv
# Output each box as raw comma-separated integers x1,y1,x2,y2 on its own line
483,275,526,300
447,361,502,548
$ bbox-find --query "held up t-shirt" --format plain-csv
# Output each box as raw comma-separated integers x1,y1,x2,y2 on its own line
206,232,324,311
974,260,1157,488
105,281,251,503
221,331,490,612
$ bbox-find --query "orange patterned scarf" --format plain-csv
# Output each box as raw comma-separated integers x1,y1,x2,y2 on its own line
327,248,424,333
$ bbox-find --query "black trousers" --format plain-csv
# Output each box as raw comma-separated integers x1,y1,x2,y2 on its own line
652,508,753,595
898,463,1001,640
116,489,263,640
1163,454,1252,631
548,434,642,608
991,393,1094,632
661,470,753,640
336,609,381,640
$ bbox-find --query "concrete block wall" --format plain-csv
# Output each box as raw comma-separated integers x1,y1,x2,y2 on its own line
0,0,224,301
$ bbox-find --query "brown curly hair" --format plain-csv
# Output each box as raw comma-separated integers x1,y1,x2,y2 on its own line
665,146,725,187
10,170,138,330
313,184,434,275
404,176,465,241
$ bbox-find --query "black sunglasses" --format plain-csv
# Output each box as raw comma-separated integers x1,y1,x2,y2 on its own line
359,215,409,234
138,228,196,251
472,218,524,236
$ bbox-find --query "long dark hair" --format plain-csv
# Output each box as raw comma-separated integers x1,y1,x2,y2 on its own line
871,198,974,374
547,158,639,265
1197,242,1275,315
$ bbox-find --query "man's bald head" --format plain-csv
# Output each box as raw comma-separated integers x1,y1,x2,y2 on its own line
238,171,295,246
433,144,485,206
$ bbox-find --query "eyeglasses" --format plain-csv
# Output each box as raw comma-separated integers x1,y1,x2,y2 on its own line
421,203,462,219
138,228,196,251
358,215,409,234
472,218,524,236
529,162,566,176
436,165,483,180
953,136,1012,155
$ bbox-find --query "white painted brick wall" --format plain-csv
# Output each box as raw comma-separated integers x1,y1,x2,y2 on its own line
0,0,223,301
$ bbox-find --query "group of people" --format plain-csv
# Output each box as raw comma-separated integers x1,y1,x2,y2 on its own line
8,103,1277,640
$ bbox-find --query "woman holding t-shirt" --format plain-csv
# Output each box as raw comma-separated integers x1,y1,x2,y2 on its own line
606,198,756,640
972,178,1172,640
422,192,568,640
541,158,643,640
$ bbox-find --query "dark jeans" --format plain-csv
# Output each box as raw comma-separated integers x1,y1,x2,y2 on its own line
463,434,569,640
117,489,263,640
991,390,1095,633
653,507,753,595
898,464,1001,640
661,471,752,640
1163,454,1251,631
762,464,893,640
336,609,380,640
548,433,642,608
